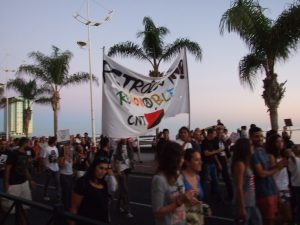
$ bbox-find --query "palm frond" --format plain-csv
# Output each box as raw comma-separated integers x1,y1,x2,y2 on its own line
161,38,202,63
0,98,6,108
107,41,151,63
35,97,52,105
63,72,99,88
270,1,300,60
138,17,169,59
6,77,28,95
239,53,265,90
17,65,51,83
220,0,272,51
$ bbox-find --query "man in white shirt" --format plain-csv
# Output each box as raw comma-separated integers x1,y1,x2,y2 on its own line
42,136,61,201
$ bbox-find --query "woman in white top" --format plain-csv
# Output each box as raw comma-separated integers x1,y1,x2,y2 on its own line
267,134,292,225
176,127,193,151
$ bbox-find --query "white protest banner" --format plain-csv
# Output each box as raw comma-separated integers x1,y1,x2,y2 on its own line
57,129,70,142
102,50,190,138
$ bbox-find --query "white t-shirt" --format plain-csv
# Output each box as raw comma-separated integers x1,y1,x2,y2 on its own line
288,157,300,187
42,146,59,172
176,139,192,150
273,158,289,191
38,143,48,158
119,145,130,171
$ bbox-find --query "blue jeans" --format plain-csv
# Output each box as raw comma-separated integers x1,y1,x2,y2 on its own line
203,163,220,197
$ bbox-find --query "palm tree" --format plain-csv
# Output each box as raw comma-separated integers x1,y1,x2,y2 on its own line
108,16,202,77
18,46,98,136
6,78,51,137
220,0,300,130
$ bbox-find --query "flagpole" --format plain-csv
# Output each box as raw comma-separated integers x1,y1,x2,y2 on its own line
101,46,105,135
183,47,191,130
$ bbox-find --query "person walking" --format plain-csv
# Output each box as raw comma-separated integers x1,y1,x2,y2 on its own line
59,143,73,211
152,141,199,225
112,138,134,218
3,137,36,225
250,127,288,225
176,127,193,151
182,148,210,225
267,134,292,225
70,157,117,224
232,138,262,225
42,136,61,201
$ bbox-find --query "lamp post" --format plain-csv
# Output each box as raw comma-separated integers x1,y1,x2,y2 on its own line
74,0,113,146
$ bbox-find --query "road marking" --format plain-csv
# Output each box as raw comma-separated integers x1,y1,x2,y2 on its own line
130,201,152,208
112,199,152,208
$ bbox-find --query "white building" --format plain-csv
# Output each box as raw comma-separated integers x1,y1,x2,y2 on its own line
4,97,33,137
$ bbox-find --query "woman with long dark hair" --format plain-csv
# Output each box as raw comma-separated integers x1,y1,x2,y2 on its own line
266,134,292,225
70,157,117,225
232,138,262,225
152,141,199,225
182,149,209,225
176,127,193,151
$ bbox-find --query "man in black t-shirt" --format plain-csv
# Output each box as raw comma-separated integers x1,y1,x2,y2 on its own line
202,128,224,200
3,137,36,215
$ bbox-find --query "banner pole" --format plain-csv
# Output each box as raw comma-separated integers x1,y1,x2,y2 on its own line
184,48,191,130
101,46,105,135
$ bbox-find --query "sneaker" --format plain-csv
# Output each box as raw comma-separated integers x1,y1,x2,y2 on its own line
43,196,50,201
126,212,134,218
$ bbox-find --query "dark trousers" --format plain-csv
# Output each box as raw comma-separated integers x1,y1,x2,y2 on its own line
116,169,130,212
291,186,300,224
44,169,61,198
203,163,220,198
60,174,73,210
219,156,234,199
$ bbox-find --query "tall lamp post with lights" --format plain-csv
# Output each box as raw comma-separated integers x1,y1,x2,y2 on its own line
1,68,16,140
74,0,112,145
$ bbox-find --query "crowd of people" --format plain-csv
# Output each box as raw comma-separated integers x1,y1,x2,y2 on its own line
0,133,138,225
152,122,299,225
0,121,299,225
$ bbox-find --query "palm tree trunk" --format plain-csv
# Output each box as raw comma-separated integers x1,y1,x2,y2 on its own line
262,73,285,131
51,91,60,137
269,107,279,131
54,108,58,137
24,108,32,137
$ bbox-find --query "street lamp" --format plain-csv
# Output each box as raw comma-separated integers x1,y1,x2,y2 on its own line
74,0,112,146
1,68,16,140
